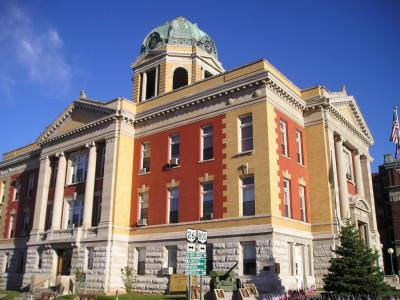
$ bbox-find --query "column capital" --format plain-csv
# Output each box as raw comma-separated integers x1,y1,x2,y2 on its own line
85,141,96,148
55,151,65,158
39,155,50,162
334,135,343,143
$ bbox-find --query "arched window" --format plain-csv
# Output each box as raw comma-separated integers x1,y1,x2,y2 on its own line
173,68,188,90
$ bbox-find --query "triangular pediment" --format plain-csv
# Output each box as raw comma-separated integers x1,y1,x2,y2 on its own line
330,96,373,143
36,99,115,142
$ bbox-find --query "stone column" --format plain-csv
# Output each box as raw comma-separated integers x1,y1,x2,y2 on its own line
353,151,365,198
141,72,147,101
30,156,52,236
154,66,159,97
83,142,97,227
51,151,67,230
335,137,349,219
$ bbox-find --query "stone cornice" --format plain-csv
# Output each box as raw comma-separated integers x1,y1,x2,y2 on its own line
0,151,40,169
134,71,306,125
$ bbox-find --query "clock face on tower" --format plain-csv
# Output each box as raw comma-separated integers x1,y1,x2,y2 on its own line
148,34,160,50
204,39,213,54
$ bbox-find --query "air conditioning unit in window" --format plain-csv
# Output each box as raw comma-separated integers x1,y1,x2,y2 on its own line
169,158,179,167
201,213,213,221
162,267,173,275
137,219,147,226
139,168,148,175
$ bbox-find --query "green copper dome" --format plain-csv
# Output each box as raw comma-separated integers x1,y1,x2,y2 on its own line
140,16,218,59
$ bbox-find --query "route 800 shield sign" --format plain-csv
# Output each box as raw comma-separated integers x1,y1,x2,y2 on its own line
197,230,207,244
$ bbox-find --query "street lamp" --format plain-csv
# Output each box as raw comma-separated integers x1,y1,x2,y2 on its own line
387,248,395,282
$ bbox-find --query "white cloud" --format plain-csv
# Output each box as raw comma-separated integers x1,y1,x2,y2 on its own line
0,2,72,98
0,72,16,101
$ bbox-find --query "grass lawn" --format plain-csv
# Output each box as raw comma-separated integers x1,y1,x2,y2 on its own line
0,290,21,300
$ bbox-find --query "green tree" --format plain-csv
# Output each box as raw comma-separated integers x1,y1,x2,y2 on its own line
121,266,137,295
323,220,389,296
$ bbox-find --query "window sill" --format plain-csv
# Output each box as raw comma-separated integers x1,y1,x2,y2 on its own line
297,162,305,167
166,165,180,170
198,158,215,164
282,154,291,160
138,171,150,176
65,181,86,187
235,150,254,158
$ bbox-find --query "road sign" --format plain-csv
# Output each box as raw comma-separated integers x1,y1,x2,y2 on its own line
186,252,206,258
197,230,207,244
186,264,206,270
186,259,206,265
186,229,197,243
197,243,206,253
187,242,196,252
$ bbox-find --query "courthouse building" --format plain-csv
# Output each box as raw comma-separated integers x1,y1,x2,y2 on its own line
0,17,381,293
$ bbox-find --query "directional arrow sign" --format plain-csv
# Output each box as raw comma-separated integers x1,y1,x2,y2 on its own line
197,243,206,253
187,242,196,252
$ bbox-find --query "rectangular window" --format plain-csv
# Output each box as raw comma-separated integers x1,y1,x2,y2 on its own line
96,145,106,178
22,209,30,233
0,181,5,204
87,247,94,270
141,143,151,173
201,182,213,220
4,253,9,273
27,173,35,198
201,125,213,160
139,191,149,221
344,150,353,180
92,195,102,227
295,131,303,164
8,214,15,238
169,134,180,164
283,179,291,218
137,247,146,275
168,187,179,224
299,186,306,222
240,115,253,152
69,151,88,184
280,121,288,156
37,249,43,270
67,199,83,228
206,243,213,275
13,179,20,202
242,176,255,216
167,245,177,273
242,242,256,275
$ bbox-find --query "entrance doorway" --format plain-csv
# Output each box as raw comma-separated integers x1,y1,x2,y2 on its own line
56,249,72,276
294,245,304,290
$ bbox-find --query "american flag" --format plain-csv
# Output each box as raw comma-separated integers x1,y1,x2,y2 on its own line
390,107,400,158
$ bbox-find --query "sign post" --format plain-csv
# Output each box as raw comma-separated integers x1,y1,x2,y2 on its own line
186,229,208,300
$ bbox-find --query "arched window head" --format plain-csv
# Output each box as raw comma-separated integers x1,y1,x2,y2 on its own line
173,68,188,90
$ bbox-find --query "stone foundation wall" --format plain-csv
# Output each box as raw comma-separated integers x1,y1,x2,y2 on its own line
313,239,334,288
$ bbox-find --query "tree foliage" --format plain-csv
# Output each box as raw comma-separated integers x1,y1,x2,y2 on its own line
121,265,137,294
323,220,389,296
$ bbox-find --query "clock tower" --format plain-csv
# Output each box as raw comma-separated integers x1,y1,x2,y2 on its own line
131,16,224,102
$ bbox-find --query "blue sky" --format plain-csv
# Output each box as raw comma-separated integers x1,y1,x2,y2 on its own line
0,0,399,171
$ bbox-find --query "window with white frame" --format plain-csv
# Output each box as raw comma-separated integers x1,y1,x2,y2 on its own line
283,179,291,218
69,151,88,184
239,115,253,152
242,241,256,275
87,247,94,270
168,187,179,224
67,198,83,228
141,142,151,173
241,176,255,216
167,245,177,273
201,182,213,220
137,247,146,275
13,179,20,201
299,185,306,222
139,191,149,221
201,125,213,160
8,214,15,238
0,181,5,204
22,208,30,233
27,173,35,198
169,134,180,163
343,150,353,180
295,131,303,164
280,121,288,156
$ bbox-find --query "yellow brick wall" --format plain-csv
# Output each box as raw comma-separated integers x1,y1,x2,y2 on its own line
223,102,280,218
304,124,335,231
133,73,141,102
112,135,135,229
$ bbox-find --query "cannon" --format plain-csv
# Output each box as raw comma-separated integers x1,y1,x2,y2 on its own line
209,262,241,292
